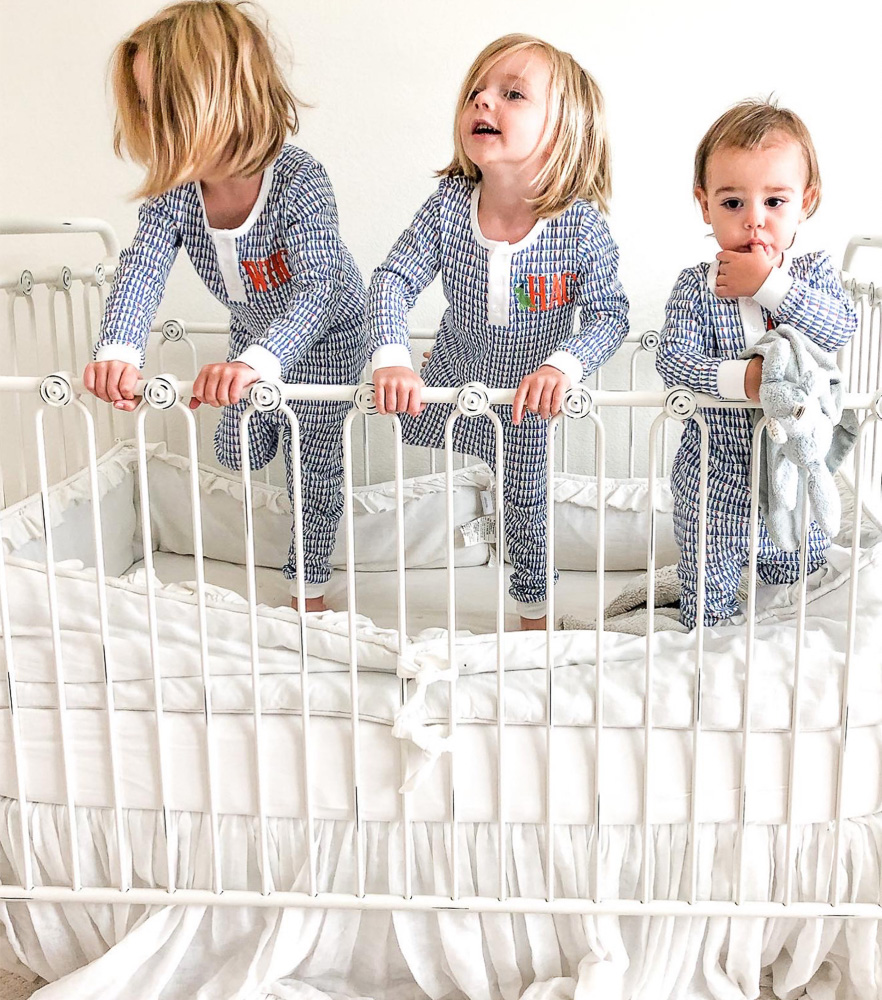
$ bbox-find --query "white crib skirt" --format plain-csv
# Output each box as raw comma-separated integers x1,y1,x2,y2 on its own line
1,801,881,1000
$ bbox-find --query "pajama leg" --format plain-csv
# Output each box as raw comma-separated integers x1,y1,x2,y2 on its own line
673,509,744,629
755,519,830,584
494,420,557,614
280,400,349,595
214,400,280,471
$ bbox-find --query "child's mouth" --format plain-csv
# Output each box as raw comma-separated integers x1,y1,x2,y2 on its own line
473,122,501,136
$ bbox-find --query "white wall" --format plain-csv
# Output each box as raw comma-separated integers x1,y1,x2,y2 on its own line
2,0,882,339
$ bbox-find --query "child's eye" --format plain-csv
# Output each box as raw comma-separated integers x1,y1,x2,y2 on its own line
721,199,742,210
766,197,786,208
504,89,525,100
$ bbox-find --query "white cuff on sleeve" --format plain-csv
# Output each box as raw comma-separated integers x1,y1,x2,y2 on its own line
717,359,751,400
541,350,583,385
94,344,143,368
371,344,414,372
753,268,793,312
233,345,282,382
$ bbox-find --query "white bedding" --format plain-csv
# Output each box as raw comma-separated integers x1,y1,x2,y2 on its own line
3,442,882,1000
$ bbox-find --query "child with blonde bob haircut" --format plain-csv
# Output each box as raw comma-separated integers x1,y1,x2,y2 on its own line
368,34,628,630
85,0,366,612
656,98,856,629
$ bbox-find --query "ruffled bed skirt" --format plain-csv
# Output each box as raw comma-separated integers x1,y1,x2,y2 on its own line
1,798,881,999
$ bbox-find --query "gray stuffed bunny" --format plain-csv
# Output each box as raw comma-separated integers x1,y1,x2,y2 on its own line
744,324,858,552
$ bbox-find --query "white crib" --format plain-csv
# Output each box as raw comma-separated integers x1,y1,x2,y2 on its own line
1,220,881,1000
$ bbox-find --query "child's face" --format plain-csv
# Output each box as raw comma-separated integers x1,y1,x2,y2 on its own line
459,48,552,179
695,137,816,264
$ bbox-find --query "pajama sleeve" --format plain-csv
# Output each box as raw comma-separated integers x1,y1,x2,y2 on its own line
245,160,363,374
765,251,857,351
656,266,728,397
366,187,443,368
95,196,182,366
548,209,629,380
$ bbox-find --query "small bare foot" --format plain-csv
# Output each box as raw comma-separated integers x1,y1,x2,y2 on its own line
291,596,328,613
519,615,547,631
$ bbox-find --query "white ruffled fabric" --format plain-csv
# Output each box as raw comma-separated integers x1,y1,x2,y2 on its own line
1,801,881,1000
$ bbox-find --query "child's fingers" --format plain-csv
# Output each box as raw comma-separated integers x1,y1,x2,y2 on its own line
551,380,566,417
119,365,139,400
512,381,528,425
406,386,423,418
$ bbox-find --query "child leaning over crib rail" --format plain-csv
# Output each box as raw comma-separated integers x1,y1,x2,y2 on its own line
366,34,629,631
83,0,366,614
655,99,857,630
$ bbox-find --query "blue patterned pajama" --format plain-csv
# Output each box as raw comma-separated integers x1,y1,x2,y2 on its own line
96,145,366,594
367,177,629,610
657,251,857,629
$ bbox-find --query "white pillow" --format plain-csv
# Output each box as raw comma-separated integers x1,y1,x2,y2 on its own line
496,472,677,571
0,444,139,577
552,473,678,571
145,454,493,571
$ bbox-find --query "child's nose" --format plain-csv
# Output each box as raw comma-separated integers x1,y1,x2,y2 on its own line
473,89,492,109
745,204,765,229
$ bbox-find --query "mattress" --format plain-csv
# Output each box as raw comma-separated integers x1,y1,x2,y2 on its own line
2,441,882,830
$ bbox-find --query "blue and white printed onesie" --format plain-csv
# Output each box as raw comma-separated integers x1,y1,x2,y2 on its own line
367,177,629,613
96,144,366,597
656,250,857,629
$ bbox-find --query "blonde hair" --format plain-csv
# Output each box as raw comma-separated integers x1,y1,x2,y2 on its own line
438,34,612,217
111,1,301,199
694,98,822,218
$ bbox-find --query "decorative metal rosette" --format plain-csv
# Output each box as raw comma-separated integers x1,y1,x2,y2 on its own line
39,372,74,407
250,380,283,412
143,375,179,410
161,319,185,342
19,270,33,296
354,382,378,415
59,266,72,291
561,385,593,419
664,387,698,420
641,330,661,351
457,382,490,417
94,263,106,286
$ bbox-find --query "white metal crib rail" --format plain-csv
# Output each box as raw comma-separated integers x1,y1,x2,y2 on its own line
1,371,881,922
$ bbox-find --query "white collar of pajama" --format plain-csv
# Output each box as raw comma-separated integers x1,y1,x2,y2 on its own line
706,247,794,347
470,184,548,327
194,163,275,303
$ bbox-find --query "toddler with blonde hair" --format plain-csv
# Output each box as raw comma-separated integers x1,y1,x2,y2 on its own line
368,34,629,630
85,0,366,612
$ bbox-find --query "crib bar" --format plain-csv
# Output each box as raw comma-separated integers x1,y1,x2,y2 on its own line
688,414,710,905
544,418,557,902
444,413,459,901
281,404,319,897
76,399,129,892
736,420,767,905
238,409,272,897
7,882,882,918
831,415,874,904
34,409,81,890
46,291,71,478
134,410,177,893
627,351,640,478
590,410,606,904
783,491,813,907
179,402,224,895
0,464,33,890
642,412,667,904
4,296,26,502
342,409,366,898
490,411,507,902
